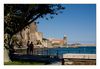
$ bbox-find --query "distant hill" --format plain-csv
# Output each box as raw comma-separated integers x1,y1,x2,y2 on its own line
78,44,96,46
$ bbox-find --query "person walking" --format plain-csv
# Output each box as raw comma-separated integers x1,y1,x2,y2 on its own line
27,41,30,55
30,42,34,55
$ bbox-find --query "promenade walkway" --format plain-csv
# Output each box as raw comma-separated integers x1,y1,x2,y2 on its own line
63,54,96,59
11,53,61,64
50,62,62,65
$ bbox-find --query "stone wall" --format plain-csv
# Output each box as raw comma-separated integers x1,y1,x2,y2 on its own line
15,22,38,47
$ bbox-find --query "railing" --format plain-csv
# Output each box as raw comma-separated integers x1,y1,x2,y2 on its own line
14,47,95,58
13,47,96,65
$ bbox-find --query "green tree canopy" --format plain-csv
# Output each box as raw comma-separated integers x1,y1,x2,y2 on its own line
4,4,65,37
4,4,65,62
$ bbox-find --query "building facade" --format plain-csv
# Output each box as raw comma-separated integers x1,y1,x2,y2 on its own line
15,22,42,47
49,35,67,47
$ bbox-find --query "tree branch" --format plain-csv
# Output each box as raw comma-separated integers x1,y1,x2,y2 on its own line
12,13,41,35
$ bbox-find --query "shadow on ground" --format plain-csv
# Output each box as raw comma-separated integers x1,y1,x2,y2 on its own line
8,54,61,65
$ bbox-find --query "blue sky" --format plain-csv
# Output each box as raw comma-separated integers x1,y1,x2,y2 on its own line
36,4,96,44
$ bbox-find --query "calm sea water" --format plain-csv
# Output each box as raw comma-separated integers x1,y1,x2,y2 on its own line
44,46,96,55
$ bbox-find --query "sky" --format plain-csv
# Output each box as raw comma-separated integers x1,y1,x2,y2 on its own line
36,4,96,44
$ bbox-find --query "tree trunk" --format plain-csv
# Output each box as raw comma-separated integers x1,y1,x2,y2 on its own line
4,33,12,62
4,47,10,62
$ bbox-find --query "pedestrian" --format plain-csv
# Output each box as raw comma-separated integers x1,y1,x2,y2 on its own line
27,41,30,55
9,41,15,61
30,42,34,55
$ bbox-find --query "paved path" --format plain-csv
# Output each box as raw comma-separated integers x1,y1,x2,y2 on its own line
50,61,62,65
63,54,96,59
11,54,61,64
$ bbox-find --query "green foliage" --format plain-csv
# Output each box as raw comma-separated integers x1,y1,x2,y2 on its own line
36,40,42,45
4,61,45,65
4,4,65,36
12,35,19,42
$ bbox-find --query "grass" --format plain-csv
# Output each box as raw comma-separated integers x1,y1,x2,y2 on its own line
4,54,53,65
4,61,45,65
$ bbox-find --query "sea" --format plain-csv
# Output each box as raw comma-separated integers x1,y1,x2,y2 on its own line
43,46,96,55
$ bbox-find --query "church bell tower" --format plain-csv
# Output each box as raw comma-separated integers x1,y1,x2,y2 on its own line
63,35,67,46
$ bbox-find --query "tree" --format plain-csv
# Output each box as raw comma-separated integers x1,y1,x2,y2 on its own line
4,4,65,62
